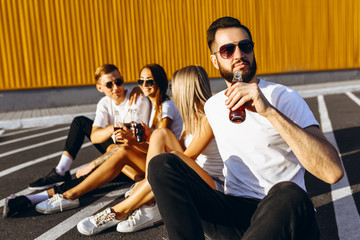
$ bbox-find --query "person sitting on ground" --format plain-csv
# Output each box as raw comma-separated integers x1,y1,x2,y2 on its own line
147,16,344,239
76,65,225,235
3,63,183,219
4,63,150,218
27,64,150,191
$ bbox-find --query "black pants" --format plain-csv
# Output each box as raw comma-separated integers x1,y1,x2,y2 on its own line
53,175,87,194
64,116,113,159
148,153,319,240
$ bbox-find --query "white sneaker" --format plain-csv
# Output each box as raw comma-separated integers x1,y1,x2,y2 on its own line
124,182,139,198
116,202,162,233
77,208,121,235
35,194,79,214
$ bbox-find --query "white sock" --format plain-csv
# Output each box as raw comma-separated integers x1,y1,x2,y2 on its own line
55,154,73,176
26,191,50,206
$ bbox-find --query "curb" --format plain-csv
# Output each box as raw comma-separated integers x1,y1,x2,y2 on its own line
0,112,95,130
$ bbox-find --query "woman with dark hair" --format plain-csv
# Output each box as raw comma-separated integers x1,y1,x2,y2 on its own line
4,64,183,222
139,64,182,139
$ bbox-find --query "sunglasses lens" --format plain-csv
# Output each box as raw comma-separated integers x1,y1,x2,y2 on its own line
115,78,123,86
138,79,154,86
105,82,113,89
105,78,123,89
219,43,236,59
218,40,254,59
239,41,254,54
147,80,154,86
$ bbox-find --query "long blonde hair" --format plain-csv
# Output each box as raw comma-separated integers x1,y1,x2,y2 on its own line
171,65,212,137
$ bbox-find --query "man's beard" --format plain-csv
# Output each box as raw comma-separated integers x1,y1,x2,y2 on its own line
219,57,257,83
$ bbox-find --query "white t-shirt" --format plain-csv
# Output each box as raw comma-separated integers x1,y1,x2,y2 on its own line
184,134,224,181
148,100,183,139
93,90,151,142
204,79,319,200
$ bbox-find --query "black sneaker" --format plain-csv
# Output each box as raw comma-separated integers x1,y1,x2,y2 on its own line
28,168,71,190
3,194,32,218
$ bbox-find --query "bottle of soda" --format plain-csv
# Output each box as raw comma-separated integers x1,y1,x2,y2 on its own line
229,71,246,123
113,111,123,143
113,111,122,131
131,109,146,142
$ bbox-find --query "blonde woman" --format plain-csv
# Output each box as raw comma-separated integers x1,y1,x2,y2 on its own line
77,65,224,235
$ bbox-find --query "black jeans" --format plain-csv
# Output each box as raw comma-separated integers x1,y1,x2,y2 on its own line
53,175,87,194
148,153,319,240
64,116,113,159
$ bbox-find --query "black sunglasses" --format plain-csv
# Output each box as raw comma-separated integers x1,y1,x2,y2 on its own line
138,79,155,87
214,40,254,59
104,78,123,89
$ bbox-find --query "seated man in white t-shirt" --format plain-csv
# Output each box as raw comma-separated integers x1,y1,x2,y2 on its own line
147,17,344,239
27,64,151,191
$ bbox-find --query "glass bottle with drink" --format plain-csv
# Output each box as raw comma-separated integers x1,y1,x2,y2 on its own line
229,71,246,123
113,110,123,143
130,109,146,143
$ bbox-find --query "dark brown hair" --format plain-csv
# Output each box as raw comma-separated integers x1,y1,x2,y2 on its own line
207,16,253,52
140,64,169,127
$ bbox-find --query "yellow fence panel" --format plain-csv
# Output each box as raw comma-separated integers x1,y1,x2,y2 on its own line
0,0,359,90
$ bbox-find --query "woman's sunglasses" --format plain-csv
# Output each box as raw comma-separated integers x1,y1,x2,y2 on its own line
104,78,123,89
214,39,254,59
138,79,155,87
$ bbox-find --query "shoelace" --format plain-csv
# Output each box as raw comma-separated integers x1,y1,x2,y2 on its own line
48,194,63,212
127,208,142,225
93,210,116,226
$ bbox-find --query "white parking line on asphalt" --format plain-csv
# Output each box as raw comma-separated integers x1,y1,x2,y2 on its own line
0,136,67,158
311,183,360,208
345,91,360,106
34,187,130,240
318,95,360,239
0,164,88,208
0,126,49,137
0,152,62,178
0,126,69,146
0,142,93,178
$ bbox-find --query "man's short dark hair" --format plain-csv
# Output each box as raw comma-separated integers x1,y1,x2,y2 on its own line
207,16,253,52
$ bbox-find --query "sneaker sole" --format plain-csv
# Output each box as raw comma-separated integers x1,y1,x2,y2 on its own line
28,181,65,191
77,220,120,235
3,198,10,218
35,202,80,214
77,223,94,236
117,219,163,233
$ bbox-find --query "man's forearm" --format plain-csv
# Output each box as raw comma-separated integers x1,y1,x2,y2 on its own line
266,107,343,184
90,126,113,144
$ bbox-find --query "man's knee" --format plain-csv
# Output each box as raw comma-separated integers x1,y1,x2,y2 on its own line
270,181,307,197
71,116,91,128
268,181,313,209
147,153,181,183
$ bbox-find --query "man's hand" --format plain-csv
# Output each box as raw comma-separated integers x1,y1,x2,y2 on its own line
129,86,143,105
114,124,137,145
224,80,273,117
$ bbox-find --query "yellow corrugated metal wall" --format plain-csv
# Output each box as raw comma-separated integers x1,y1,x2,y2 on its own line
0,0,359,90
